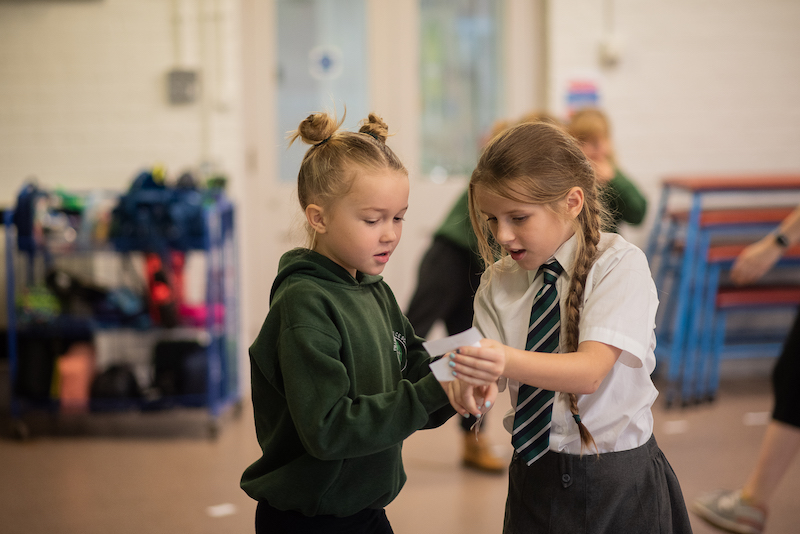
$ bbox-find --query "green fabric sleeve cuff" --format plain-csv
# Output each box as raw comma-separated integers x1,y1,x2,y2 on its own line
413,372,451,413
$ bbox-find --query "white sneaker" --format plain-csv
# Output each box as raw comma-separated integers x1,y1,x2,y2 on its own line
691,489,766,534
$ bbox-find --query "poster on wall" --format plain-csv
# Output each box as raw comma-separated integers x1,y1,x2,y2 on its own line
558,70,602,119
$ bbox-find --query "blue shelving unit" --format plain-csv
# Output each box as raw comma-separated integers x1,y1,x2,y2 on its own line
4,186,240,439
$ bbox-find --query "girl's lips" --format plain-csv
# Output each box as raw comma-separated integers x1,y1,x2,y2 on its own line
508,249,526,261
375,251,391,264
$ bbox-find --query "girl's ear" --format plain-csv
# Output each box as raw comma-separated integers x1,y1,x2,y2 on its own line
305,204,328,234
565,187,585,219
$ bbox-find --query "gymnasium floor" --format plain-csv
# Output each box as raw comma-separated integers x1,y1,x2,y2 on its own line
1,361,798,534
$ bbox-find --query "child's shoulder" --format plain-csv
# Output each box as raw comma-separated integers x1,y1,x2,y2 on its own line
598,232,645,256
269,276,330,321
595,232,650,272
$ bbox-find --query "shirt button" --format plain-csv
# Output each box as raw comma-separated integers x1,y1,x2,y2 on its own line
562,474,571,484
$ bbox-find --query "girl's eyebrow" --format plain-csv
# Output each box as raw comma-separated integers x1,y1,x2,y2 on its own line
482,208,527,217
359,205,409,214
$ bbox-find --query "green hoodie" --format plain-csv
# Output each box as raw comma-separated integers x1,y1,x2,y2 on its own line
434,189,478,253
602,167,648,232
241,249,454,517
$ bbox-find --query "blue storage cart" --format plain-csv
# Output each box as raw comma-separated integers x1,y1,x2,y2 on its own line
4,182,241,439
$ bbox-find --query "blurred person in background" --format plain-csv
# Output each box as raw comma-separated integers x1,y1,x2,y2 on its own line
567,107,647,233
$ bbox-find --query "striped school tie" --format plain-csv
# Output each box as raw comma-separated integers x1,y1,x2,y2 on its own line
511,260,563,465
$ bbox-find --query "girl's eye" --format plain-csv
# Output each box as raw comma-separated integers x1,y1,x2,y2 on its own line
394,216,405,222
512,216,528,222
364,219,378,225
486,216,497,222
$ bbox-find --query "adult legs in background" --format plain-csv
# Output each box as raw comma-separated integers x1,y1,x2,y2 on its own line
692,309,800,534
406,237,478,338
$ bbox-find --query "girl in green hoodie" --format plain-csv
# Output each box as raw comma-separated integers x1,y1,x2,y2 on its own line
241,111,456,534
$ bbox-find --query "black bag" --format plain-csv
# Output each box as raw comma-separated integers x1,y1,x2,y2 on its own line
90,364,142,399
15,337,56,400
152,340,207,396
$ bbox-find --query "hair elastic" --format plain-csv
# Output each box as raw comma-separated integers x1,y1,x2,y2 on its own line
313,136,331,147
365,131,380,142
572,414,581,424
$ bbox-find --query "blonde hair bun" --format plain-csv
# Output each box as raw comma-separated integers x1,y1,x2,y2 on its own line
358,113,389,143
293,111,344,146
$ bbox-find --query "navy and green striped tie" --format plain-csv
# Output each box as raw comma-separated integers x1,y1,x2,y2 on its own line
512,260,563,465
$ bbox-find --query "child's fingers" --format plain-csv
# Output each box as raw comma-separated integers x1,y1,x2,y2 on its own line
478,382,498,412
450,397,471,418
454,344,490,360
458,383,482,416
450,368,495,386
442,380,473,418
447,352,500,384
454,345,504,371
448,349,494,369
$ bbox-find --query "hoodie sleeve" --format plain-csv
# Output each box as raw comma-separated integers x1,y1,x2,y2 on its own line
400,318,457,428
276,323,450,460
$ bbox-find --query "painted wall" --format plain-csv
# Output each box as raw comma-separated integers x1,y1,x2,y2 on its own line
0,0,243,198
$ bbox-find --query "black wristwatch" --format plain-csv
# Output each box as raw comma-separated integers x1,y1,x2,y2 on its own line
774,232,790,248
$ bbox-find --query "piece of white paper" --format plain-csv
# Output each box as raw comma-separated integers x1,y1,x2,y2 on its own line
423,327,484,356
424,327,484,382
429,357,456,382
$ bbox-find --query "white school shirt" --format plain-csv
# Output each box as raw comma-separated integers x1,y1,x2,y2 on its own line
473,232,659,454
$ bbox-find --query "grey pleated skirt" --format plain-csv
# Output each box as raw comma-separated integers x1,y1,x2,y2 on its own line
503,434,693,534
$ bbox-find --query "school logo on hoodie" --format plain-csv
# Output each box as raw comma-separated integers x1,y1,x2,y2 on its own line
393,331,408,372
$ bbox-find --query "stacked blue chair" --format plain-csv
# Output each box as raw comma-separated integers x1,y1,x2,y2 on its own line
646,174,800,407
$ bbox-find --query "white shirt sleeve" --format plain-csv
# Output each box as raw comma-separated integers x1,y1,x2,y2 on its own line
578,240,659,371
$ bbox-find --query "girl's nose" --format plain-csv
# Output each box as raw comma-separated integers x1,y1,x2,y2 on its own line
381,223,397,242
494,221,514,245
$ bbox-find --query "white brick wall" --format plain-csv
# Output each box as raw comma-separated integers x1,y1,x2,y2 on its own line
0,0,242,202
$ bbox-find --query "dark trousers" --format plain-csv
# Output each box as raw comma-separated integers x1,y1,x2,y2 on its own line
406,236,485,432
256,500,393,534
773,309,800,428
503,435,693,534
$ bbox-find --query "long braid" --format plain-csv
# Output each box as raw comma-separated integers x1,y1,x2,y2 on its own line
562,195,603,454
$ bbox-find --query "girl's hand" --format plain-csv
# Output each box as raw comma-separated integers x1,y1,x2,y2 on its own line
441,379,472,418
449,338,509,386
730,236,783,285
456,380,498,417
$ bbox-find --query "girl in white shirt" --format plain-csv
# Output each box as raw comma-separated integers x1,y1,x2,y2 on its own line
445,121,692,533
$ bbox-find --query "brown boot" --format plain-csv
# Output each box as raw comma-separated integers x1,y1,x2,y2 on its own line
462,432,505,473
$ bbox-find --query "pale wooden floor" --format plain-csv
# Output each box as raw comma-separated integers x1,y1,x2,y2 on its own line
1,364,799,534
